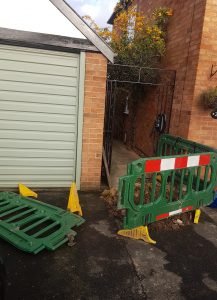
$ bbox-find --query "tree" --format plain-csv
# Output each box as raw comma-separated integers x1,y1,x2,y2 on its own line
83,5,172,68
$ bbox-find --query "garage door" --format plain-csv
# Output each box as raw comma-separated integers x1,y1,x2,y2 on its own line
0,45,80,187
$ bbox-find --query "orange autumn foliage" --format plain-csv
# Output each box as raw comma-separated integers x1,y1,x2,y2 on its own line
83,6,172,67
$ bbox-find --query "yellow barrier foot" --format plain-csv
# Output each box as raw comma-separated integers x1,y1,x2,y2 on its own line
67,183,83,216
118,226,156,244
194,209,201,224
19,184,38,198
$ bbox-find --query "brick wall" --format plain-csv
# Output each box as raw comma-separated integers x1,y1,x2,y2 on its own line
129,0,207,155
134,87,158,156
80,52,107,190
188,0,217,147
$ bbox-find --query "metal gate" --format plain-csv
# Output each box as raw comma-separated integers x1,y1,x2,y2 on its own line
103,80,117,172
102,64,176,181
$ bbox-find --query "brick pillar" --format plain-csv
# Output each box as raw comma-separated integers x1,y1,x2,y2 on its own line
80,53,107,190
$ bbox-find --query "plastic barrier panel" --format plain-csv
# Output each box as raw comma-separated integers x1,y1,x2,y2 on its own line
157,134,216,157
118,152,217,230
0,192,85,254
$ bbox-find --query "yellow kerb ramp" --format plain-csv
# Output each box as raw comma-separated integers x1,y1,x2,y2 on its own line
19,184,38,198
118,226,156,244
67,183,83,216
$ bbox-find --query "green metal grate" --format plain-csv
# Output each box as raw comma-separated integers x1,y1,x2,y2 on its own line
0,192,85,254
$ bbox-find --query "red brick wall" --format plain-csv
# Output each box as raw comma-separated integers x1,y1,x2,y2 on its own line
188,0,217,147
80,53,107,190
134,87,157,156
131,0,207,155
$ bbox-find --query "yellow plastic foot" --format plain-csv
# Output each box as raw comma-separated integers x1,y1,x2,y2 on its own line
194,209,201,224
19,184,38,198
118,226,156,244
67,183,83,216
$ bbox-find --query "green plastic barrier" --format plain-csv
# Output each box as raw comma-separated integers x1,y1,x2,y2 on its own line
118,152,217,230
157,134,217,157
0,192,85,254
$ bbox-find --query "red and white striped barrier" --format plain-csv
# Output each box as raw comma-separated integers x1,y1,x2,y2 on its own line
156,206,193,221
145,154,210,173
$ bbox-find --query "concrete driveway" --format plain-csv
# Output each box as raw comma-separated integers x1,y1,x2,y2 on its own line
1,191,217,300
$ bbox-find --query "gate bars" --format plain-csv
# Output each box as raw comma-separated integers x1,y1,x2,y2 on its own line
102,65,176,182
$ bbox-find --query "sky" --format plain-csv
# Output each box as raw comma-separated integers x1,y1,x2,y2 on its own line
0,0,117,39
67,0,117,27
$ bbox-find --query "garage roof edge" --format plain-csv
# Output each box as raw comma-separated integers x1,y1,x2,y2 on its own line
0,27,99,53
49,0,115,63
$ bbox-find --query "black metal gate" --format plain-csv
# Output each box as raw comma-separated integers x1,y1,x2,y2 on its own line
102,64,176,182
103,80,117,172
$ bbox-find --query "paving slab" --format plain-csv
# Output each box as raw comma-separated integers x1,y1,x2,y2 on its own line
110,141,139,188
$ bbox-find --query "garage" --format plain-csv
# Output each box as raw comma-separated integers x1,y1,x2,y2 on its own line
0,0,114,190
0,45,81,187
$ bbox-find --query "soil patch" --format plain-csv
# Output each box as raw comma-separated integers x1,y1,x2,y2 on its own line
101,185,194,232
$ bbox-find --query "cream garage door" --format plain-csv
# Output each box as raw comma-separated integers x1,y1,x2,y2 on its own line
0,45,80,187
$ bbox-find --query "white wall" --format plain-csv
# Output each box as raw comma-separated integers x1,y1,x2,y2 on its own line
0,0,85,39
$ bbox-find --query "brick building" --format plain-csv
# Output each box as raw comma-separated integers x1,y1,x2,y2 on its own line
109,0,217,156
